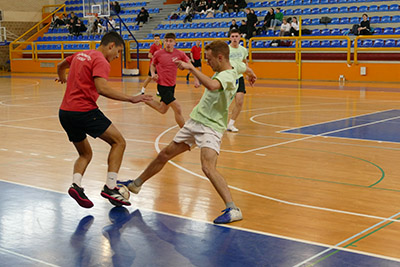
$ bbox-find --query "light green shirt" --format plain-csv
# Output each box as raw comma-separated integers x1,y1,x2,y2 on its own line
190,62,247,133
229,45,248,78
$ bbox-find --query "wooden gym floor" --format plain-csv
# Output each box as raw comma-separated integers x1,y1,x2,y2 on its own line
1,72,400,266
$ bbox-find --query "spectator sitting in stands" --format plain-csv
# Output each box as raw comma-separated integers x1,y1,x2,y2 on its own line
262,8,275,32
279,18,291,36
73,19,86,36
110,1,121,15
108,17,119,31
94,17,105,35
136,7,149,26
271,7,283,30
50,14,66,29
290,16,299,36
66,18,75,35
183,6,195,23
180,0,188,12
230,19,239,32
218,0,230,13
68,11,78,23
196,1,207,13
239,20,247,38
358,13,372,35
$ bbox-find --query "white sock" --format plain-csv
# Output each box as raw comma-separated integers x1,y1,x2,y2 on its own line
228,119,235,127
73,173,83,187
141,87,146,92
106,172,118,189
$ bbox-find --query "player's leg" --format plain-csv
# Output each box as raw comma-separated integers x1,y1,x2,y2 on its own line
200,147,242,224
228,76,246,132
169,100,185,128
145,99,169,114
68,138,94,208
119,141,190,193
141,76,152,94
98,124,131,206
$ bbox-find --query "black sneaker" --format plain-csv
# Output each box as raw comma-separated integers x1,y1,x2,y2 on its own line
101,185,131,206
68,183,94,208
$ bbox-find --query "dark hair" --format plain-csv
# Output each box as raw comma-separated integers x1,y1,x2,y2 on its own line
229,28,240,36
165,32,176,39
362,13,368,18
205,40,229,60
100,32,124,47
154,34,160,38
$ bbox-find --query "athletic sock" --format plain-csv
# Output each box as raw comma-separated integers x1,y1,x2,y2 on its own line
226,202,237,210
106,172,118,189
134,178,143,187
228,119,235,127
73,173,83,187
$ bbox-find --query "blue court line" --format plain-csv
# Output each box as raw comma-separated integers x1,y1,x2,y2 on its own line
1,180,399,266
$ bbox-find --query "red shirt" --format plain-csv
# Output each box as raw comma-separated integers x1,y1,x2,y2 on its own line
152,49,189,87
149,43,162,63
60,50,110,112
191,45,201,60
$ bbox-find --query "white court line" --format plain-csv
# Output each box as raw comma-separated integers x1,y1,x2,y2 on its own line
292,211,400,267
154,125,400,223
242,113,400,154
0,247,60,267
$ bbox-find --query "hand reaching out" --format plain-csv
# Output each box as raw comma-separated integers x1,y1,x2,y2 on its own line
130,94,153,104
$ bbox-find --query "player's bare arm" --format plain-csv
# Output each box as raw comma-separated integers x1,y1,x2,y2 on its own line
175,60,221,91
56,59,70,84
150,62,158,81
94,77,153,103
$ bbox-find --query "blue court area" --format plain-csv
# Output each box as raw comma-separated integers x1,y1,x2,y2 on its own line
282,109,400,143
0,181,398,266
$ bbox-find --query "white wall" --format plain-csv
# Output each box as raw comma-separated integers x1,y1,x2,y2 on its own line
0,0,65,21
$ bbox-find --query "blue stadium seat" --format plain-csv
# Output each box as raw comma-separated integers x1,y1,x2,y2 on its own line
361,40,373,47
320,40,331,47
341,28,350,35
370,16,380,24
303,8,311,14
277,0,285,5
383,28,394,34
254,41,264,48
381,16,391,23
311,8,319,14
329,0,338,3
311,18,320,25
392,16,400,23
210,32,217,38
254,1,262,7
369,5,378,12
341,40,349,47
330,7,339,13
348,6,358,12
395,27,400,34
339,17,349,24
311,40,320,47
285,9,293,15
303,0,311,4
294,0,302,5
385,39,396,47
176,42,184,49
358,6,368,13
261,1,268,7
320,28,330,35
301,40,310,47
311,29,320,35
379,5,389,12
339,6,348,13
320,7,329,14
373,27,382,34
397,41,400,47
350,17,359,24
294,9,302,15
331,40,341,47
320,0,328,3
312,0,320,4
247,2,254,7
302,18,311,25
390,4,399,12
331,18,340,24
331,28,341,35
286,0,294,5
373,40,384,47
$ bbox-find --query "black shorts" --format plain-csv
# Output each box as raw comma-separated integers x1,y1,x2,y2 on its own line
192,59,202,68
59,109,112,143
157,84,176,105
236,76,246,94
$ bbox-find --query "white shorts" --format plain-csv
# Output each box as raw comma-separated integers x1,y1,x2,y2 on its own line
173,119,223,154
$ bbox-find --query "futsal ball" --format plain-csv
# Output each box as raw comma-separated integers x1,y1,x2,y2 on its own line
108,185,130,207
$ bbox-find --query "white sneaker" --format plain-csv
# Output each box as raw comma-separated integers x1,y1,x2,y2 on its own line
213,208,243,224
227,125,239,132
116,180,142,194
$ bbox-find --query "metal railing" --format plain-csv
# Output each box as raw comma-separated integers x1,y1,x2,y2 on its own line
354,35,400,64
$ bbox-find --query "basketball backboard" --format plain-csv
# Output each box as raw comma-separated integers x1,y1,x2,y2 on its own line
83,0,110,18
